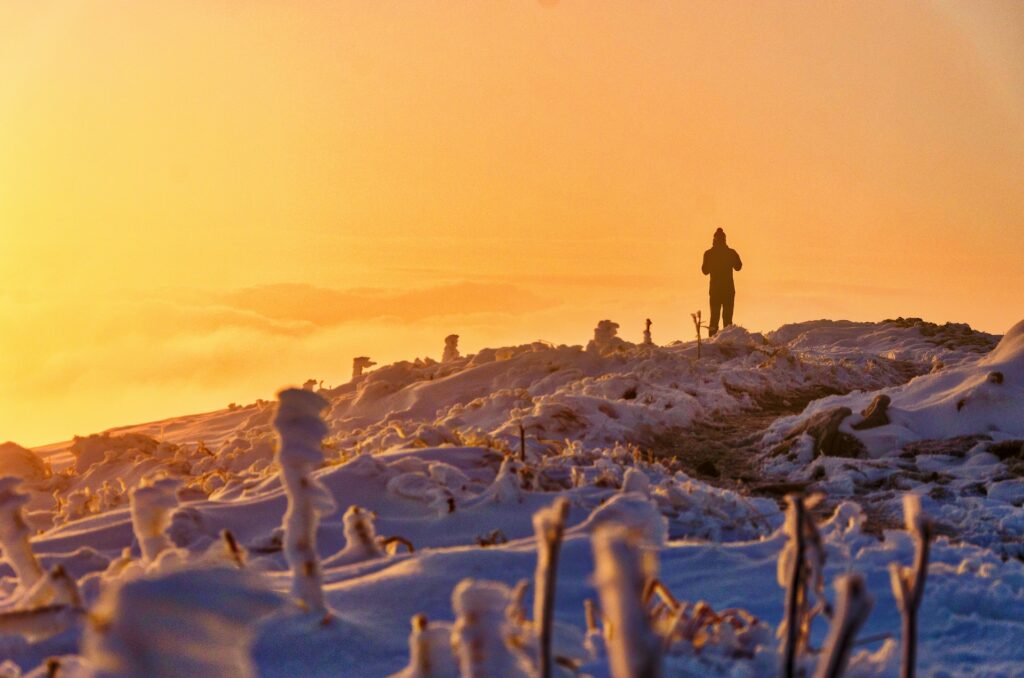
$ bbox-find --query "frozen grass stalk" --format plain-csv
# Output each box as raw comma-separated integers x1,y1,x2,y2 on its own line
533,497,569,678
813,573,874,678
274,387,336,615
690,311,703,359
889,494,932,678
592,524,661,678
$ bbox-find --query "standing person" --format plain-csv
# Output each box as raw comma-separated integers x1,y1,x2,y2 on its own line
701,227,742,336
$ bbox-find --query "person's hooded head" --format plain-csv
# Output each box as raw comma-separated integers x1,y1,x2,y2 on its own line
713,227,726,247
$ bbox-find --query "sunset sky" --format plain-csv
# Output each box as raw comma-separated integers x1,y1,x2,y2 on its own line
2,1,1022,446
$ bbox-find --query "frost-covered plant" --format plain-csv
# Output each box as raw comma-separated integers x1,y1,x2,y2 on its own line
471,457,523,505
591,524,661,678
443,334,461,362
533,497,569,678
83,567,281,678
643,318,653,346
814,573,873,678
889,494,932,678
273,388,336,615
451,579,536,678
389,614,458,678
334,505,386,566
352,356,376,379
0,477,44,591
690,311,704,359
778,494,827,678
129,478,181,563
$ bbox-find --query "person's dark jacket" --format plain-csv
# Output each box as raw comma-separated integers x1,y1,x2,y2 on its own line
702,244,743,295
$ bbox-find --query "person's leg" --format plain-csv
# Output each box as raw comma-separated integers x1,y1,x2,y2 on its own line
722,290,735,327
709,294,722,336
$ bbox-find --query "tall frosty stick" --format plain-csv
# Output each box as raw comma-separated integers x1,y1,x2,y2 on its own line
274,388,336,616
533,497,569,678
813,574,874,678
889,495,932,678
0,477,44,591
592,524,661,678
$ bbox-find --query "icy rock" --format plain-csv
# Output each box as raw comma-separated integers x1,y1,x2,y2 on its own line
852,394,891,430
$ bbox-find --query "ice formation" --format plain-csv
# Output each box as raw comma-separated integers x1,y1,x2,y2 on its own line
442,334,460,363
273,388,335,614
128,478,181,563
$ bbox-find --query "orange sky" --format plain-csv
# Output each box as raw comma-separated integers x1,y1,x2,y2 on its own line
2,1,1023,446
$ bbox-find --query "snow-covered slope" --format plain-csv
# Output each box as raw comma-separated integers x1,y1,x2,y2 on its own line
0,317,1018,677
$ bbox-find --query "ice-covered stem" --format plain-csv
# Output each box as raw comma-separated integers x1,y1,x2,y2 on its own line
443,334,460,362
889,494,932,678
452,579,535,678
0,477,44,590
813,574,874,678
274,388,336,614
518,421,526,462
780,494,805,678
533,497,569,678
129,478,181,563
83,567,281,678
690,311,703,359
643,318,653,346
592,524,661,678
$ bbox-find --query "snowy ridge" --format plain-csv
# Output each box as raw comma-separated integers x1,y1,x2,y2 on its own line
0,317,1019,677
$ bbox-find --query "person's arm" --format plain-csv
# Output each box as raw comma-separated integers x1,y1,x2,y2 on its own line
702,251,710,275
732,249,743,271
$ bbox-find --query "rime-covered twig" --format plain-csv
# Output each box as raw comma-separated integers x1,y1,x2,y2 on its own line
274,388,336,615
592,524,661,678
533,497,569,678
889,495,932,678
0,477,44,593
781,495,806,678
813,574,874,678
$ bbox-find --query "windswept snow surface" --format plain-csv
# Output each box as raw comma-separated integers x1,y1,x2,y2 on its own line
1,317,1020,676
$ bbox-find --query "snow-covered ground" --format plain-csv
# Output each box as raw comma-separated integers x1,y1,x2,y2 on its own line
1,317,1021,677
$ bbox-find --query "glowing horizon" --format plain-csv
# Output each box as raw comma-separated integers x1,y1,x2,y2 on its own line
2,1,1022,446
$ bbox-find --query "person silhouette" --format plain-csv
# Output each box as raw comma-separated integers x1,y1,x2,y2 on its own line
701,227,742,336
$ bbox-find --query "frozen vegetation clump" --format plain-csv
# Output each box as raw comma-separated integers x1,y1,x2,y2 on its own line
0,477,44,592
129,478,181,564
273,388,335,615
82,568,280,678
451,579,535,678
442,334,461,363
